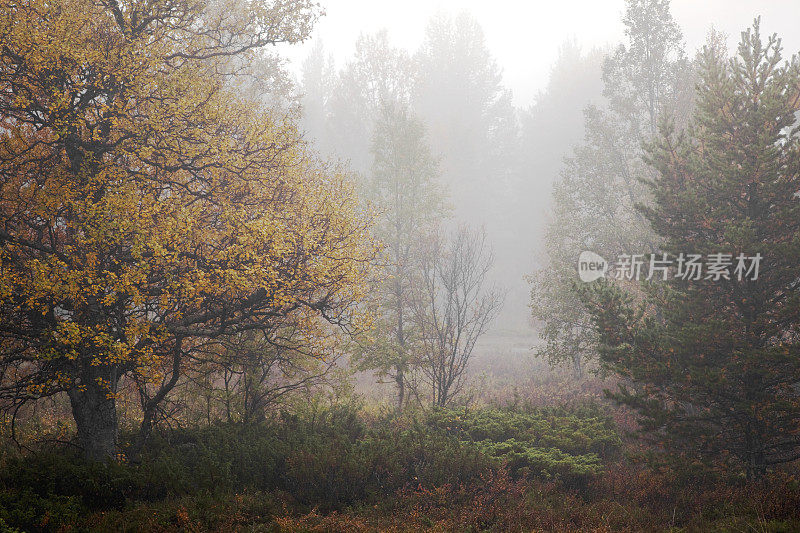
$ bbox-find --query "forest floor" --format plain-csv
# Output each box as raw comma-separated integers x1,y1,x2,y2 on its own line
1,331,798,532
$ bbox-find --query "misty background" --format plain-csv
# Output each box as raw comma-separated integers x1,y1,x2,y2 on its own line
270,1,800,339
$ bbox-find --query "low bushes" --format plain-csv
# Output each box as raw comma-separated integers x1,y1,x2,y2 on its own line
1,403,799,531
0,404,497,530
426,404,621,487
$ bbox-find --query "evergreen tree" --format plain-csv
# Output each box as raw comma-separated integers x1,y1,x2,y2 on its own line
584,21,800,478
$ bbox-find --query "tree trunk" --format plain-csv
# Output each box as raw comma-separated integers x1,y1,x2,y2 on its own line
395,367,405,412
572,352,584,379
743,429,767,481
746,445,767,481
128,343,182,462
67,370,119,462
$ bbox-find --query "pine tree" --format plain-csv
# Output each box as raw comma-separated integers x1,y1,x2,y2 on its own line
584,20,800,478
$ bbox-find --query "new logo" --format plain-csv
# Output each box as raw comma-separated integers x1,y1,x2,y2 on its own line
578,251,608,282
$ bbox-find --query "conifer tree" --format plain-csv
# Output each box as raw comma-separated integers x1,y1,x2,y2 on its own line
584,21,800,478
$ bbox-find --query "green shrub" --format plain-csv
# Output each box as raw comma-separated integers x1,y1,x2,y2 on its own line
476,439,603,484
426,405,620,486
0,489,82,532
0,403,620,529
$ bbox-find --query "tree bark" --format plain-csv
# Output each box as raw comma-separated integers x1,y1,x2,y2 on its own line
67,369,119,462
395,367,405,412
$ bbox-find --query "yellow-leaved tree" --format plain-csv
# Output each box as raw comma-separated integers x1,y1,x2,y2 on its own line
0,0,375,460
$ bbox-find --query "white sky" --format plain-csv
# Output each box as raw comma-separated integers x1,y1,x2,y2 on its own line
278,1,800,107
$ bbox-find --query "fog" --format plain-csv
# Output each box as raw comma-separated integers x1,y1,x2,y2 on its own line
283,1,800,104
277,1,800,336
